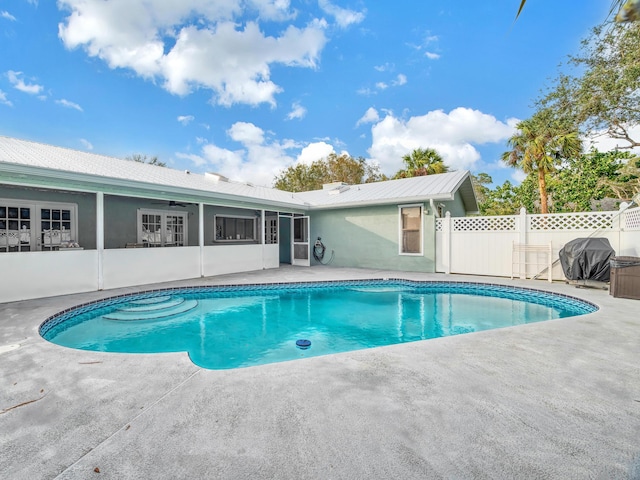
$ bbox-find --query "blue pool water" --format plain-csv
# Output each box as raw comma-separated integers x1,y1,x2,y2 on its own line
40,280,597,370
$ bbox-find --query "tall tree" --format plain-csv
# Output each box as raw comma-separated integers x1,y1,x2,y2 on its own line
539,19,640,148
273,153,385,192
472,174,522,216
126,153,167,167
501,109,582,214
516,1,628,22
598,152,640,200
393,148,449,179
547,149,632,212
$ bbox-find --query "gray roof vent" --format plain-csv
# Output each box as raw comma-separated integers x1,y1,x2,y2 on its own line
205,172,228,182
323,182,349,190
323,182,350,195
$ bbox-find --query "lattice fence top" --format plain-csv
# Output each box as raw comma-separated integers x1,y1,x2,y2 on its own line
624,206,640,230
528,212,614,231
436,210,624,232
452,216,516,232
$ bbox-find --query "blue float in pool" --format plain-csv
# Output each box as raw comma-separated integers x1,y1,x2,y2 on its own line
296,339,311,349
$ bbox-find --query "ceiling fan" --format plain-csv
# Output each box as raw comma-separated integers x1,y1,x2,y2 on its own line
151,200,194,208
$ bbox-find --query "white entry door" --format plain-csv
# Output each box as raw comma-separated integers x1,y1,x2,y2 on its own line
291,216,310,266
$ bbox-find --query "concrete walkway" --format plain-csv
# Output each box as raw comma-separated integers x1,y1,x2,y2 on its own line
1,267,639,479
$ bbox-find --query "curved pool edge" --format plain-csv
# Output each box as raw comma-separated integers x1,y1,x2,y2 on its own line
38,278,599,339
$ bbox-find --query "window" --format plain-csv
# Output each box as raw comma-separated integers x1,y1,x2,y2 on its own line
265,214,278,244
215,215,257,242
0,199,78,252
399,205,423,255
137,209,187,247
40,206,74,251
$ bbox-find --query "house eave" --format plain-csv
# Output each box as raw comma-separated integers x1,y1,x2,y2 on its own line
304,193,456,211
0,163,307,212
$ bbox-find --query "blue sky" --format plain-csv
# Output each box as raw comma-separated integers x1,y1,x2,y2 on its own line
1,0,611,187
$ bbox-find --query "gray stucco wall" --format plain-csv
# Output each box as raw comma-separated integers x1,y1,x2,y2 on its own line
1,187,282,250
206,205,262,245
442,191,467,217
0,185,97,249
309,204,436,272
104,196,200,249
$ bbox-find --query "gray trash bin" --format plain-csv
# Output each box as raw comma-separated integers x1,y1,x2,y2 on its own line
610,256,640,299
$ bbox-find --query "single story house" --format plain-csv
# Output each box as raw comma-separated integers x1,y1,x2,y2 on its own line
0,135,478,302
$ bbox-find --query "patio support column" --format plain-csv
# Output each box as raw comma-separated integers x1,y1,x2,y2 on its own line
443,211,451,275
518,207,527,280
199,202,204,277
96,192,104,290
261,209,265,269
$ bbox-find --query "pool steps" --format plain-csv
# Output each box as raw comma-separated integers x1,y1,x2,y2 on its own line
104,296,198,321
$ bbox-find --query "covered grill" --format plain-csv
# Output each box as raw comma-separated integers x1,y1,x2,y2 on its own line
558,238,615,282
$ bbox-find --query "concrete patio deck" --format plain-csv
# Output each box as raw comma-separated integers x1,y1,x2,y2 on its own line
1,266,639,479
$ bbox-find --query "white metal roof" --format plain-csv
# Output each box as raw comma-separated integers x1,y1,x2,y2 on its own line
296,170,478,211
0,136,306,208
0,136,478,212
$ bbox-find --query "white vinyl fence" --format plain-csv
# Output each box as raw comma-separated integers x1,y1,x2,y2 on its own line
436,206,640,280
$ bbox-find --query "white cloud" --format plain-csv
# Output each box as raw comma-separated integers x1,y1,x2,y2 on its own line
177,115,194,125
374,63,393,72
408,31,441,59
360,72,406,96
1,11,16,21
178,121,299,186
175,152,207,168
6,71,43,95
228,121,265,145
56,99,83,111
286,101,307,120
356,87,374,96
586,126,640,155
201,143,246,173
177,121,355,185
79,138,93,150
297,141,335,164
511,170,527,183
367,107,518,175
392,74,407,86
57,0,329,107
0,89,12,107
356,107,379,127
318,0,365,28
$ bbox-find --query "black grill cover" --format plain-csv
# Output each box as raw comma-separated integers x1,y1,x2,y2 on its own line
559,238,615,281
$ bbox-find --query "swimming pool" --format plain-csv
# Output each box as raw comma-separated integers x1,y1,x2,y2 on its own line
40,279,597,370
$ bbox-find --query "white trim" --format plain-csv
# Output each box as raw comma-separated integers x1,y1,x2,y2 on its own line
398,203,424,256
137,208,188,247
198,203,204,277
0,197,78,252
96,192,104,289
292,215,310,267
214,213,258,242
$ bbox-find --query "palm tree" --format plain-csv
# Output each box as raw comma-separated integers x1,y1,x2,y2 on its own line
501,109,582,214
516,1,630,22
394,148,449,179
